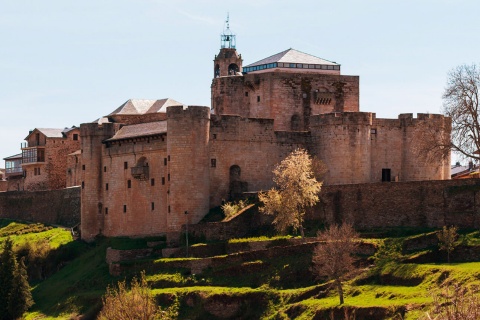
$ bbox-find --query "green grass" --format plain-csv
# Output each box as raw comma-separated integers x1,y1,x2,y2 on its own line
228,235,297,243
4,218,480,319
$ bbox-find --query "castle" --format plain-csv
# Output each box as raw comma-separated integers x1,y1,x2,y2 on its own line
72,26,451,242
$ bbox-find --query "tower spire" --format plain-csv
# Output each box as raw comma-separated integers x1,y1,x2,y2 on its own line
220,13,236,49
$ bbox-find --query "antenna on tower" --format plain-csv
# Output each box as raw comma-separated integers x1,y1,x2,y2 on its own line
220,13,236,49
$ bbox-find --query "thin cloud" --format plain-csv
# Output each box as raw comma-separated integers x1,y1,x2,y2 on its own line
177,10,218,26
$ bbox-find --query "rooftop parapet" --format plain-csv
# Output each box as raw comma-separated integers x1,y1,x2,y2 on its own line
166,105,211,120
310,112,373,126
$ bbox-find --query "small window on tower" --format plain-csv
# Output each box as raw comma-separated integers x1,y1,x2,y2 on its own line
211,159,216,168
73,134,78,141
257,96,260,102
127,180,131,188
245,92,248,97
124,162,128,169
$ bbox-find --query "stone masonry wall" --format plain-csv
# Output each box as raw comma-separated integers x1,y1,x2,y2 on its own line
316,179,480,229
188,179,480,241
211,71,359,131
0,187,80,227
209,114,309,206
101,135,168,237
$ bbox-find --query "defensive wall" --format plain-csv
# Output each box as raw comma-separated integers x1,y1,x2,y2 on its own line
211,71,360,131
309,112,451,185
188,179,480,241
0,187,80,227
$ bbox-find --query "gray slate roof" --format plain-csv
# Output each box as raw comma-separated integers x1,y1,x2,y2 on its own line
108,98,185,116
244,48,339,68
25,128,64,140
105,121,167,142
3,153,22,161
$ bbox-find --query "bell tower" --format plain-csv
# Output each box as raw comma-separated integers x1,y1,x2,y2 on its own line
213,14,242,78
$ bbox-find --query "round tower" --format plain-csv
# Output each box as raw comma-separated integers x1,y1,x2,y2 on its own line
213,14,242,77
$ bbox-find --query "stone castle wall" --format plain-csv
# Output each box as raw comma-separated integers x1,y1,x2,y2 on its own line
316,179,480,229
211,71,360,131
309,112,451,185
101,134,168,238
209,114,309,205
167,106,211,234
0,187,80,227
80,122,121,241
187,179,480,241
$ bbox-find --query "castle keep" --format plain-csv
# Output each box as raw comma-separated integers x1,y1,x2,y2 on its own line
78,29,451,242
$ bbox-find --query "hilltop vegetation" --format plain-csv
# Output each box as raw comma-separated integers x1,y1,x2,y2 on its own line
2,218,480,319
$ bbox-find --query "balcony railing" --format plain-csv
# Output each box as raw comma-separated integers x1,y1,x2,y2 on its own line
22,147,45,164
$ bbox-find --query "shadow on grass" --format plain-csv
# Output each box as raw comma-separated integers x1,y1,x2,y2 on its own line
29,239,115,319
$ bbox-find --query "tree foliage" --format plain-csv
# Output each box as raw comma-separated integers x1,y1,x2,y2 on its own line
312,223,359,305
259,148,322,237
443,64,480,160
98,271,177,320
0,238,33,320
7,257,33,319
437,225,458,264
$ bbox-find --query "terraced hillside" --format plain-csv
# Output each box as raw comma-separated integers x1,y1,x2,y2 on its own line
2,218,480,319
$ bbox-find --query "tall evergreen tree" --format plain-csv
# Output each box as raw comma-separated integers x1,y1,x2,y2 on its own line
0,238,16,320
8,257,33,319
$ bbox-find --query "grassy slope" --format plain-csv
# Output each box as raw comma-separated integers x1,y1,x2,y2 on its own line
3,219,480,319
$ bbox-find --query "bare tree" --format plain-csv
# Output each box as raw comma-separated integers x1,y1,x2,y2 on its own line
423,282,480,320
437,225,458,264
259,149,322,238
443,64,480,161
312,223,359,305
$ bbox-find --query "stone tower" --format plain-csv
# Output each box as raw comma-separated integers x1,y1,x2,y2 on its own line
213,15,242,78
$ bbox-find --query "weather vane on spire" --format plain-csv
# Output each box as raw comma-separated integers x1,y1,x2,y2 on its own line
220,13,236,49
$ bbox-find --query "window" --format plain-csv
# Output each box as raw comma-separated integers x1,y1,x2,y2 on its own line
168,205,171,213
162,177,165,185
257,96,260,102
82,181,85,189
106,183,109,191
164,158,167,165
371,129,377,134
245,92,248,97
151,178,155,186
151,202,155,211
38,167,40,175
104,166,107,172
168,174,170,181
127,180,131,188
168,155,170,161
82,165,85,170
105,208,108,215
123,205,127,213
382,169,391,182
73,134,78,141
213,134,217,139
124,162,128,169
211,159,216,168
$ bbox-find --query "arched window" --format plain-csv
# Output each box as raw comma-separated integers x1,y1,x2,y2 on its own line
214,64,220,78
229,165,247,200
291,114,301,131
230,165,241,181
228,63,239,75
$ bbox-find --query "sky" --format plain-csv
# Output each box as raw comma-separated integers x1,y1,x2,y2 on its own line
1,0,480,164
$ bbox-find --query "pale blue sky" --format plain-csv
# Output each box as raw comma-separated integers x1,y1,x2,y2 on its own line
1,0,479,164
